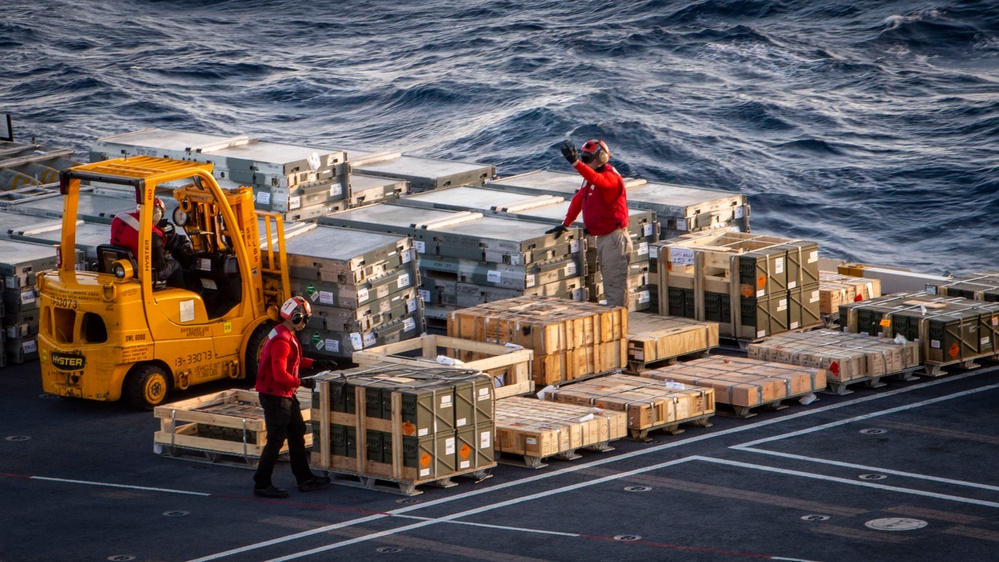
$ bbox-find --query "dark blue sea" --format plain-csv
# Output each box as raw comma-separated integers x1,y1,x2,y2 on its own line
3,0,998,275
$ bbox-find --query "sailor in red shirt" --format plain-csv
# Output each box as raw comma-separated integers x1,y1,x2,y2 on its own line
109,197,184,288
547,139,633,308
252,296,337,498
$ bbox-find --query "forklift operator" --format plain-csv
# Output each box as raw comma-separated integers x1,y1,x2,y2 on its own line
110,197,185,288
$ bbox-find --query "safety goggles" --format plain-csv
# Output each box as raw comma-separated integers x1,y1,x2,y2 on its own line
580,151,596,164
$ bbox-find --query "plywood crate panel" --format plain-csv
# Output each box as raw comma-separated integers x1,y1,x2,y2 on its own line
495,397,627,458
819,272,882,314
645,356,826,408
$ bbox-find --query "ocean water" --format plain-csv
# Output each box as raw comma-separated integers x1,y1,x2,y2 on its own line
2,0,998,275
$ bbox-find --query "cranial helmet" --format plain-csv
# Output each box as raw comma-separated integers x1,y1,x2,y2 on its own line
280,296,312,325
580,139,610,167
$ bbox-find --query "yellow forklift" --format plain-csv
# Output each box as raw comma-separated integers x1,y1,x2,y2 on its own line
37,156,291,409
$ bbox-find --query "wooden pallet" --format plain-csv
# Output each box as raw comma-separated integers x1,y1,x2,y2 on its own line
626,313,719,372
325,466,492,496
153,388,313,463
351,334,535,399
495,397,626,468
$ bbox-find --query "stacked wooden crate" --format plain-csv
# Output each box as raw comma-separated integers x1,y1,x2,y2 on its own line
839,292,999,375
930,272,999,302
494,397,628,467
819,271,882,314
644,356,826,417
447,295,628,387
318,204,588,322
626,313,719,371
352,333,535,399
283,225,425,362
310,364,496,495
543,373,715,440
747,330,919,394
651,231,821,340
153,388,313,463
392,184,659,312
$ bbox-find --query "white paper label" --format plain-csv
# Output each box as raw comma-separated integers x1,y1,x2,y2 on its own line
478,388,491,401
735,206,745,219
757,289,765,298
22,339,37,353
670,248,695,265
931,339,941,349
791,321,800,329
349,332,363,349
363,331,377,346
570,240,580,253
357,288,369,303
510,254,522,265
440,395,452,407
638,290,650,304
677,218,689,231
419,289,430,301
403,317,416,332
407,298,417,313
402,248,413,264
310,291,329,305
420,468,430,477
778,298,788,312
643,224,653,237
775,257,784,275
445,437,455,455
289,196,301,210
326,339,339,353
757,330,766,338
460,460,470,469
398,273,410,288
179,300,195,323
524,274,535,288
20,290,36,305
487,270,502,284
788,280,797,289
414,240,426,254
256,191,271,205
329,182,342,197
526,437,537,446
565,261,577,276
481,430,491,449
808,250,818,264
457,417,467,427
810,290,820,303
638,242,649,256
418,428,428,437
650,246,659,259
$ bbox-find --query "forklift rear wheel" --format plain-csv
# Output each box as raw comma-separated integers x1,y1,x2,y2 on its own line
125,365,170,410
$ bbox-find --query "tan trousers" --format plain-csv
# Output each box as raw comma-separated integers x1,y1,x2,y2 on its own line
596,228,632,308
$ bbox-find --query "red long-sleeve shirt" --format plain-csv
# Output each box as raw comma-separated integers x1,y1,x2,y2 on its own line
255,324,315,398
562,161,629,236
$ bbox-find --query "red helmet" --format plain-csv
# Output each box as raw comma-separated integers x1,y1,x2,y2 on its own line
280,296,312,324
580,139,610,167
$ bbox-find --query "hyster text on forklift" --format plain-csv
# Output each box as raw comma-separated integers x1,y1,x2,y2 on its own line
37,156,292,409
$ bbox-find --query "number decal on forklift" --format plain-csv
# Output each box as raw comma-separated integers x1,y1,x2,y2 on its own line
52,296,79,309
174,350,213,367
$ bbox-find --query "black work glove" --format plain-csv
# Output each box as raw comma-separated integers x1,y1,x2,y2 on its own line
560,141,578,164
545,224,569,240
313,359,339,372
300,377,317,390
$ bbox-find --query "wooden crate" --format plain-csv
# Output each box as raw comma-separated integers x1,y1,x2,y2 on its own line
351,334,534,399
544,373,715,440
447,295,628,386
819,271,882,314
153,388,313,461
495,396,627,467
747,329,919,394
627,313,719,371
310,367,496,495
644,356,826,417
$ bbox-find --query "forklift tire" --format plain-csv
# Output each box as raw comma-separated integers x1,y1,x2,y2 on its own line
243,323,273,387
125,364,170,410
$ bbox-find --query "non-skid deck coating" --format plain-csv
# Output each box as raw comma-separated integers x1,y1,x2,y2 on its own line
2,359,998,562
